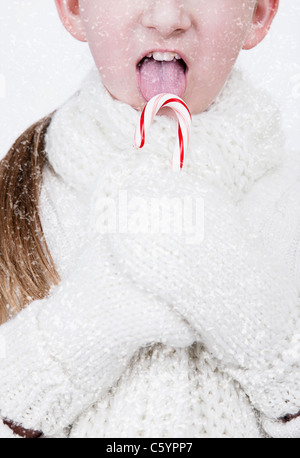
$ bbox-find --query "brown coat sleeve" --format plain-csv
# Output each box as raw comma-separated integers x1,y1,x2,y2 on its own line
2,419,43,438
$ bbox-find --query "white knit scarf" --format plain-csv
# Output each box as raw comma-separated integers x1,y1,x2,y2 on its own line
42,67,300,438
45,65,285,202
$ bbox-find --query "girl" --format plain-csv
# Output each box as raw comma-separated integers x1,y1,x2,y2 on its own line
0,0,299,438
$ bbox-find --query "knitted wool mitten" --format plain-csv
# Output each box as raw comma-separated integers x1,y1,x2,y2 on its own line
0,233,195,437
99,167,300,436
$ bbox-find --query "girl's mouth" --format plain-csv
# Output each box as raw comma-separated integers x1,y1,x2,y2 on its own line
137,51,188,102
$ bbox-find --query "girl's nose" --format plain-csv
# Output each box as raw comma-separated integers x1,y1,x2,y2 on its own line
141,0,192,38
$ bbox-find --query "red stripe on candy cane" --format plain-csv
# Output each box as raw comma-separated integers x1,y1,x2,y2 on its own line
178,124,184,169
139,106,146,148
162,97,191,118
135,93,192,171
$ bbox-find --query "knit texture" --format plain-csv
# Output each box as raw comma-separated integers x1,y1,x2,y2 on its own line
45,66,284,202
70,344,262,438
0,225,195,436
0,66,299,438
104,168,300,418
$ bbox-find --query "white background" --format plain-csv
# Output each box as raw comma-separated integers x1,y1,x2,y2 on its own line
0,0,299,159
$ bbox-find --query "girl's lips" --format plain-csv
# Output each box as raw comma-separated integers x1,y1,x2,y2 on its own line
136,50,189,102
136,49,189,70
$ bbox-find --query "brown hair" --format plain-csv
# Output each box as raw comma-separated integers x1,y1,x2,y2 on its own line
0,116,60,324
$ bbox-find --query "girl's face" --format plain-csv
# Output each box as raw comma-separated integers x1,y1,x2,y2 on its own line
77,0,258,114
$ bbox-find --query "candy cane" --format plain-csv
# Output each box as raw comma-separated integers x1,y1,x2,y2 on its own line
134,94,192,171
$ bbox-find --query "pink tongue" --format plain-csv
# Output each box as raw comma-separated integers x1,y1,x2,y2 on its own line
138,59,186,101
